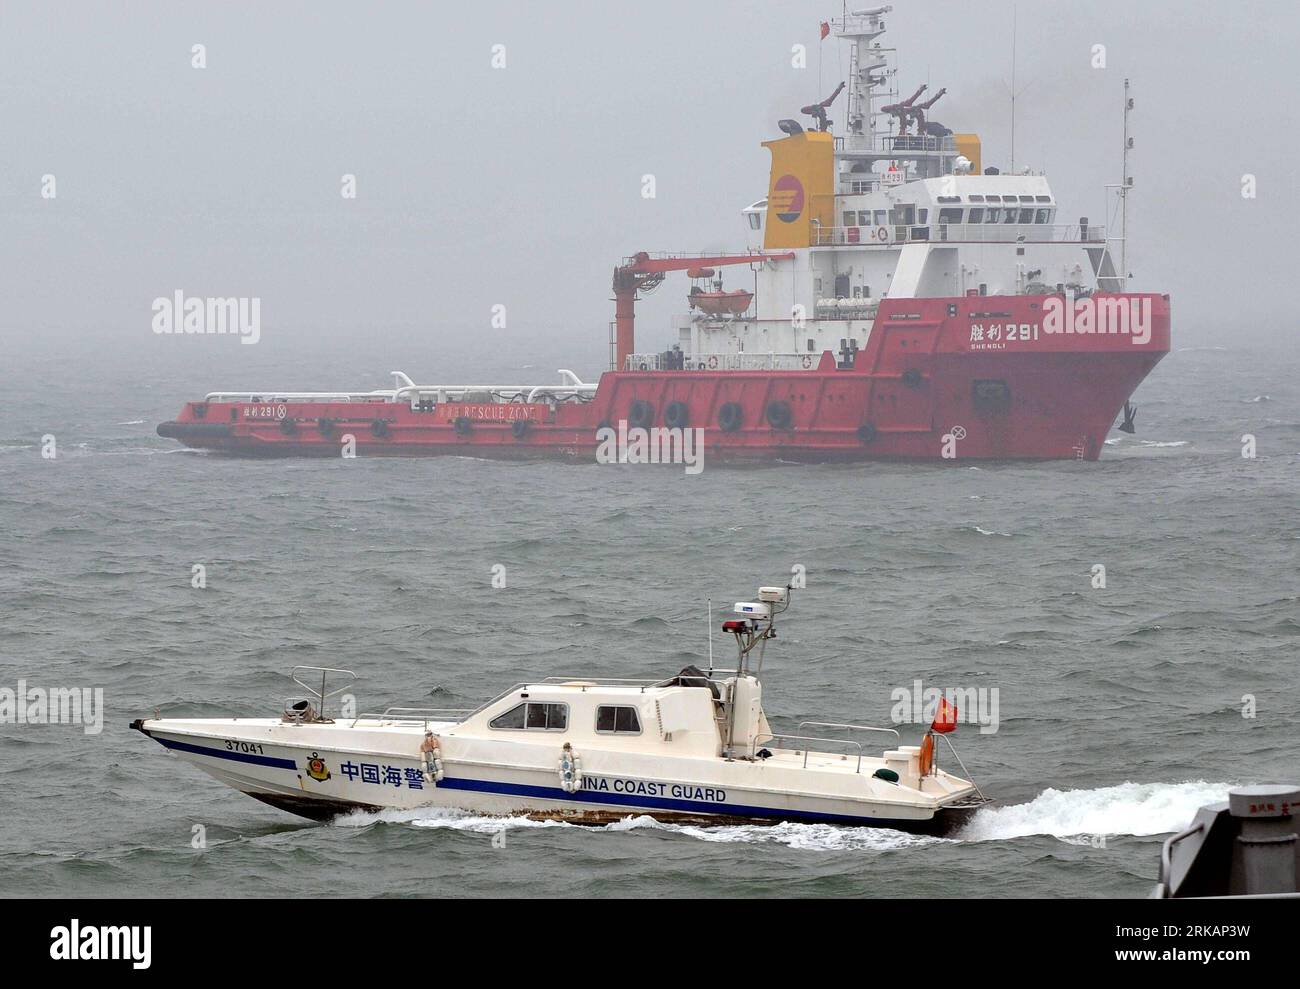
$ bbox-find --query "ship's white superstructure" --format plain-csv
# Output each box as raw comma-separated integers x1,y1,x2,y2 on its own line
638,6,1125,370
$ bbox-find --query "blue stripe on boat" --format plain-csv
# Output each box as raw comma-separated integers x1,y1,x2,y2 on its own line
437,775,900,826
155,735,298,771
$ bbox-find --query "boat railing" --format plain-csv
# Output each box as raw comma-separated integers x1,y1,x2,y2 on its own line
814,222,1104,247
290,666,358,718
798,721,901,743
625,352,816,372
453,671,744,723
349,706,474,727
204,370,596,406
933,730,987,800
755,733,865,773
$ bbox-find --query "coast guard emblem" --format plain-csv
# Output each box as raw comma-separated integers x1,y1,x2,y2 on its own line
305,752,331,782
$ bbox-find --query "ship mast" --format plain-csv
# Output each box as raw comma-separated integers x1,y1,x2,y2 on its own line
834,5,894,154
1120,77,1133,282
1105,77,1135,288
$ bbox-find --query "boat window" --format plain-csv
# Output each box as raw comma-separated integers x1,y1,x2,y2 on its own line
490,701,569,731
1002,208,1019,224
968,207,984,224
984,195,1000,203
595,705,642,734
937,195,962,204
1019,195,1035,203
890,205,915,225
1019,209,1034,224
1035,209,1050,224
874,209,887,226
985,208,1001,225
968,194,985,202
747,213,762,230
858,211,871,226
939,207,963,225
1035,195,1052,203
843,212,856,227
917,208,929,223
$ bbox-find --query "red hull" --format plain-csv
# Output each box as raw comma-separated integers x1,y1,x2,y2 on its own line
158,294,1170,463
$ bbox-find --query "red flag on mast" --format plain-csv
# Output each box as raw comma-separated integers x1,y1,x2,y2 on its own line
820,21,830,40
931,697,958,734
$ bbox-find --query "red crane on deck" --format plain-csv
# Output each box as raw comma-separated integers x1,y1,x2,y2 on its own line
611,251,796,370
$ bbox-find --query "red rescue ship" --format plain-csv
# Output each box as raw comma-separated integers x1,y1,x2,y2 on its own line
158,7,1168,462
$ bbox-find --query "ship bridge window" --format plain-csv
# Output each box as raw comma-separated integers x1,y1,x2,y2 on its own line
984,195,1001,202
1002,208,1019,224
1019,209,1034,224
984,208,1000,225
937,195,962,204
596,705,642,734
969,194,985,202
1035,209,1050,224
1035,195,1052,203
874,209,887,226
747,212,762,230
1018,195,1035,203
843,211,857,226
490,701,569,731
968,207,985,223
858,211,871,226
939,207,963,224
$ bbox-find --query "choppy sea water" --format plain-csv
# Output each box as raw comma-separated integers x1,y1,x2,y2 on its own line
0,337,1295,898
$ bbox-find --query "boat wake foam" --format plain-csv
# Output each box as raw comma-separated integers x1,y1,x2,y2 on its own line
605,816,944,851
330,806,941,850
957,780,1231,842
329,781,1233,850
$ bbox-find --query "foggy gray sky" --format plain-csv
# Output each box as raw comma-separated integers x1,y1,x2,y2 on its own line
3,0,1297,382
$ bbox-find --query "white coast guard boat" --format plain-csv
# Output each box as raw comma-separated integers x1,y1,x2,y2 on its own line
133,584,988,832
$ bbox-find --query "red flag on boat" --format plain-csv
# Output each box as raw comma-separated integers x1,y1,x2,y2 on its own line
820,21,830,40
931,697,958,733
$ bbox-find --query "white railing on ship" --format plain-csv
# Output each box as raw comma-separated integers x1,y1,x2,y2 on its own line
625,353,816,372
814,222,1105,247
205,369,596,404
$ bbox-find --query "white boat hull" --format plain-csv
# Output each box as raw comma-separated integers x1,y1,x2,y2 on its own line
133,717,983,834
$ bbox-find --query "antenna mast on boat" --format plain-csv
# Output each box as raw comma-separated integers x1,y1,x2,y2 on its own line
707,599,714,674
1120,77,1133,282
1010,5,1016,173
1104,77,1135,288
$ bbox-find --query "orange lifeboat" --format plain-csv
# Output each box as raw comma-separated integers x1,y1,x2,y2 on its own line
688,287,754,315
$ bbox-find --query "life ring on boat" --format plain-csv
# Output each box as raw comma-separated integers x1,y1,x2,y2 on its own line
453,415,472,436
511,418,530,440
420,732,445,785
765,399,793,430
857,422,878,444
664,401,690,429
279,418,297,435
558,742,583,794
370,419,389,438
627,400,655,430
901,368,924,389
317,417,335,435
875,226,889,243
919,732,935,777
707,355,719,370
718,402,744,432
801,354,813,369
